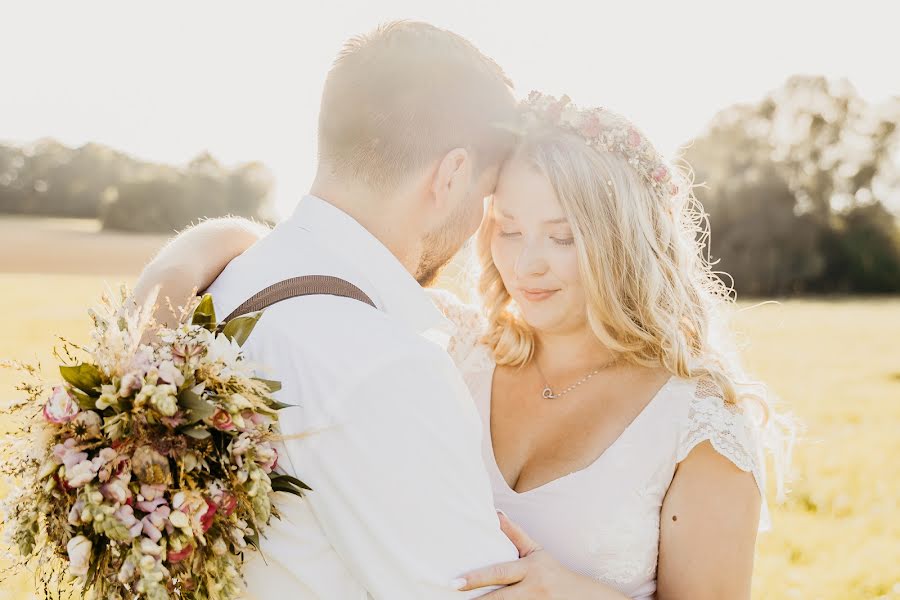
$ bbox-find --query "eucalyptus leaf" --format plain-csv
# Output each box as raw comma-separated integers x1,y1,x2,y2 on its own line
192,294,217,330
180,426,211,440
59,364,102,395
222,311,263,347
178,388,215,422
270,473,312,491
271,479,306,496
246,529,260,552
253,378,282,393
266,398,294,411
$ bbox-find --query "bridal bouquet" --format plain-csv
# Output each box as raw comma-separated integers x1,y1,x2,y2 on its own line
1,287,308,600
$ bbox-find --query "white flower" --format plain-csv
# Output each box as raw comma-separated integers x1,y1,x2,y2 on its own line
118,371,144,397
95,384,120,410
150,384,178,417
100,478,131,505
212,537,228,556
66,535,92,577
43,386,80,423
117,555,137,584
157,360,185,387
168,510,189,530
66,458,101,487
134,383,156,408
139,537,163,558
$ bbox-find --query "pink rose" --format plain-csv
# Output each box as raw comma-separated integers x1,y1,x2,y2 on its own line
652,165,670,182
44,386,80,423
579,114,602,138
627,128,642,149
211,409,235,431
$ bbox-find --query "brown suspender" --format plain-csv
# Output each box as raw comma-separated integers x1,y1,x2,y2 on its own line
222,275,376,323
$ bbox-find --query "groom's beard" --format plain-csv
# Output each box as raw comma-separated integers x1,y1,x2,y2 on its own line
415,215,472,287
415,234,458,287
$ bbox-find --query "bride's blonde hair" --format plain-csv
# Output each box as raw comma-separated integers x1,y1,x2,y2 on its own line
477,117,776,422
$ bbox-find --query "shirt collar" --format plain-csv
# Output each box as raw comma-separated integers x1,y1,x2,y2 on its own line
285,195,452,339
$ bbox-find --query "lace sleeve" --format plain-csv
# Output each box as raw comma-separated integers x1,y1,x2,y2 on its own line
426,289,491,371
676,378,771,531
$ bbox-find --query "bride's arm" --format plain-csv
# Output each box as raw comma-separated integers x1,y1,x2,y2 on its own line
656,441,761,599
134,217,271,327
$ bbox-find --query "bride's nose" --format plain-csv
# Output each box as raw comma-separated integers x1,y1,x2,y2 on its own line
514,240,549,279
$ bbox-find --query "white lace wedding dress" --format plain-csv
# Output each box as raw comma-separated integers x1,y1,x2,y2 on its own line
429,290,768,600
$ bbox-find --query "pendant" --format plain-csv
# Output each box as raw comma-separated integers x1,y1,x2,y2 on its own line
542,387,557,400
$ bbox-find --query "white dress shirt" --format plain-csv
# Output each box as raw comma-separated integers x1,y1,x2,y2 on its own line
205,196,518,599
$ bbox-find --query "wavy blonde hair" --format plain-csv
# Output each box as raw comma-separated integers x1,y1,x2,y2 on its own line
478,118,786,440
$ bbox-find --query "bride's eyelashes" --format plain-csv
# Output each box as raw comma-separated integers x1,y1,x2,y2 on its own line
496,229,574,247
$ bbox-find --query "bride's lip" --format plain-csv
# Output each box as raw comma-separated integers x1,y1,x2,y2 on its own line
519,288,560,301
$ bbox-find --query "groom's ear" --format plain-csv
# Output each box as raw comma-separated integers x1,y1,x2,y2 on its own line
430,148,472,212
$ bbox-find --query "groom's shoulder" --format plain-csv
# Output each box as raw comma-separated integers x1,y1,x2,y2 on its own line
247,293,450,374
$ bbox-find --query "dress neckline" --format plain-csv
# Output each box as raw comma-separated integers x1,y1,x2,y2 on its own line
485,363,676,496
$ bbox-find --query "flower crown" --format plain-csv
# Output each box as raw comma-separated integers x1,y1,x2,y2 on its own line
519,91,680,200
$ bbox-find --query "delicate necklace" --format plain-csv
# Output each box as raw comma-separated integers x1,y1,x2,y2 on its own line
533,356,619,399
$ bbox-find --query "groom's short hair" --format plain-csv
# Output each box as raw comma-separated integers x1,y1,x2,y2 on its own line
318,21,517,191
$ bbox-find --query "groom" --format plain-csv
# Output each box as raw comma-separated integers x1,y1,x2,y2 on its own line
202,22,521,598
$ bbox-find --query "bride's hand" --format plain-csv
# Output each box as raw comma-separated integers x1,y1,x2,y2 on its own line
454,512,628,599
134,217,270,327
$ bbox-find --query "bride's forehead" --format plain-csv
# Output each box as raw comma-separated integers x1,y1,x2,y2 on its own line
493,167,562,217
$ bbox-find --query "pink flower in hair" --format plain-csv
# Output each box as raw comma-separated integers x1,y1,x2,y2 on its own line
651,165,670,182
627,129,642,149
579,114,602,138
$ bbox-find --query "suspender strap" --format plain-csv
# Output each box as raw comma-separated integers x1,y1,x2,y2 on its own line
223,275,376,322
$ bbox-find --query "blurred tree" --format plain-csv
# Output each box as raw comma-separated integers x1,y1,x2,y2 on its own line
686,76,900,295
100,153,273,233
0,139,273,232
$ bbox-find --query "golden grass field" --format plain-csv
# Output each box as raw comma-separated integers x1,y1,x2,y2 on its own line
1,217,898,599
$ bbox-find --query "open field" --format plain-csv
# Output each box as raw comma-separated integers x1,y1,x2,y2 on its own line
1,217,898,599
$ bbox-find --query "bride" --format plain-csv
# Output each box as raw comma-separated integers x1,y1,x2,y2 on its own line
136,92,783,599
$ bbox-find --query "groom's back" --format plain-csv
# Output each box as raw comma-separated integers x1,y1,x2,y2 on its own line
205,197,517,599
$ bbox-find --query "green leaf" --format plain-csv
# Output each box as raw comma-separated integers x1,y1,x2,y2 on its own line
70,387,97,410
180,426,211,440
222,311,263,347
246,529,260,552
266,398,293,411
271,480,306,496
253,378,282,393
270,473,312,491
59,364,102,395
178,388,215,423
192,294,217,330
178,375,196,394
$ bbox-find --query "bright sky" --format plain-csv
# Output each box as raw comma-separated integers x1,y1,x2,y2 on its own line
4,0,898,218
